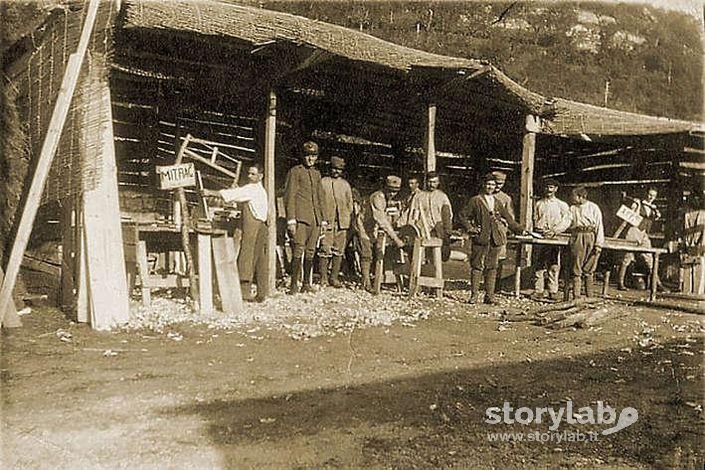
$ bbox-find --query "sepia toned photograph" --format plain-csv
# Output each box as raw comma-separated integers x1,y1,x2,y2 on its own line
0,0,703,468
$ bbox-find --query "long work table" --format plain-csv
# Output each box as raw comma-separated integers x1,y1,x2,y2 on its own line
510,234,668,301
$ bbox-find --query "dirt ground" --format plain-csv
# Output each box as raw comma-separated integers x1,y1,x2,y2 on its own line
1,282,703,469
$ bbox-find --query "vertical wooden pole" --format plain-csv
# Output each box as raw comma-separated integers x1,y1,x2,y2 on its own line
60,199,76,317
76,204,89,323
174,135,199,308
0,0,100,327
197,233,213,315
81,76,130,330
520,115,539,268
264,90,277,293
424,103,437,178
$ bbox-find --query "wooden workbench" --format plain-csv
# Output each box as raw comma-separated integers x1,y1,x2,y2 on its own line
122,221,231,314
510,234,668,301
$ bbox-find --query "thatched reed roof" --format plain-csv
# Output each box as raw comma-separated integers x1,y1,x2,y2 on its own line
544,97,704,138
121,0,481,72
120,0,702,139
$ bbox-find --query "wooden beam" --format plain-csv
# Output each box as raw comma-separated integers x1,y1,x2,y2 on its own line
519,115,538,267
0,0,100,328
424,103,437,176
82,77,130,330
264,90,277,294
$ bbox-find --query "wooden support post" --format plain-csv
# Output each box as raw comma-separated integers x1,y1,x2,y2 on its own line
519,115,539,269
649,253,659,302
264,90,277,294
409,238,423,296
81,76,130,330
136,240,151,307
76,210,89,323
175,135,199,308
0,268,17,322
197,233,213,315
0,0,100,327
60,199,77,317
424,103,437,178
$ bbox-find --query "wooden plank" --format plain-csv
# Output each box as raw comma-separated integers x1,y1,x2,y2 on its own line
0,0,100,327
136,241,151,307
264,90,277,293
408,238,423,297
82,79,130,330
0,268,17,325
432,246,443,298
373,233,387,295
211,237,243,315
60,200,76,315
182,149,238,178
198,233,213,315
76,208,89,324
649,253,659,302
424,103,437,175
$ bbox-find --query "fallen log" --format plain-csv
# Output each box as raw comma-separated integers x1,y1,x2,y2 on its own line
536,306,583,325
549,307,612,329
528,297,603,317
626,299,705,316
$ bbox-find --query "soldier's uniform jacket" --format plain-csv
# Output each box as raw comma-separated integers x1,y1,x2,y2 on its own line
284,164,324,226
460,195,522,246
320,176,353,230
364,190,402,239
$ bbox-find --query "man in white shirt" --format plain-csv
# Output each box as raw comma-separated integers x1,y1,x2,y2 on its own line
203,164,268,302
532,178,571,300
568,185,604,299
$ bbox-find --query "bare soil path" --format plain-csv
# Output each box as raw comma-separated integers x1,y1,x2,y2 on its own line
1,290,703,469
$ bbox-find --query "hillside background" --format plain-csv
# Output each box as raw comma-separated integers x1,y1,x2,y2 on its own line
1,0,703,121
257,0,704,121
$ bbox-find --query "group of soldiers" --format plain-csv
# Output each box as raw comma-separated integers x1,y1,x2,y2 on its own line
206,140,663,303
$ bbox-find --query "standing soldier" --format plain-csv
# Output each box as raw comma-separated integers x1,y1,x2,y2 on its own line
617,187,664,291
320,156,354,288
532,178,571,301
568,185,604,298
491,170,515,288
460,173,524,305
284,141,327,294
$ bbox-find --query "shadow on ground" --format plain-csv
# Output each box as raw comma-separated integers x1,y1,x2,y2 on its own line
166,338,704,469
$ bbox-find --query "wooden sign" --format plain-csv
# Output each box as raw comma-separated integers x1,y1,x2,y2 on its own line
616,204,643,227
156,163,196,189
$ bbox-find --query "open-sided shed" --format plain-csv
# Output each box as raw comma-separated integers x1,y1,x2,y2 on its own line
1,0,703,329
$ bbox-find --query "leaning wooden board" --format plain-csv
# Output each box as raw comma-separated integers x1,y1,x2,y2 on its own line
211,236,243,315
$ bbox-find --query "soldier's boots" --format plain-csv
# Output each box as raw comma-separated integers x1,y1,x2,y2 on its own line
330,256,343,288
